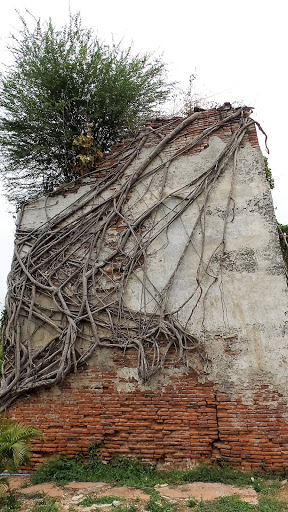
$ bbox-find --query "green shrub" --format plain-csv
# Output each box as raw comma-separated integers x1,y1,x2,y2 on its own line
31,455,88,485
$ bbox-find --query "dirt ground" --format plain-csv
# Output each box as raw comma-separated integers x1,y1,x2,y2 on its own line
1,476,268,511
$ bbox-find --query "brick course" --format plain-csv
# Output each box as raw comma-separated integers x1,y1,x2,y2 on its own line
8,349,288,470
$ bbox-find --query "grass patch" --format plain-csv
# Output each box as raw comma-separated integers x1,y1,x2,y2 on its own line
31,455,161,488
257,496,287,511
13,455,288,512
31,456,89,486
113,505,137,512
23,491,45,499
0,505,20,512
29,496,58,512
146,492,174,512
0,488,20,512
31,455,282,494
180,465,274,493
194,496,254,511
79,495,121,506
193,495,286,511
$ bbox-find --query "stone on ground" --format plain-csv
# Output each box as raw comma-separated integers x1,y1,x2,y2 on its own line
19,482,65,498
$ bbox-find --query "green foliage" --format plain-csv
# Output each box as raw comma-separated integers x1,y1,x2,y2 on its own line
194,495,254,511
0,12,170,204
31,455,280,496
0,308,7,331
264,157,274,190
29,497,58,512
76,497,138,512
146,492,173,512
0,486,20,512
0,308,7,341
22,492,46,499
79,495,121,506
31,454,159,487
30,455,91,485
113,505,137,512
103,455,158,486
180,464,272,493
79,502,137,512
0,416,44,472
22,456,288,512
278,224,288,271
257,496,287,511
280,225,288,234
194,494,286,511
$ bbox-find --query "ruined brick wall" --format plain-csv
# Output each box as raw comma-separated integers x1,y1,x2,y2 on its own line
9,350,288,471
5,106,288,470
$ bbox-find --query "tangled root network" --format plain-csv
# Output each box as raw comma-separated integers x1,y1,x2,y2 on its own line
1,108,258,410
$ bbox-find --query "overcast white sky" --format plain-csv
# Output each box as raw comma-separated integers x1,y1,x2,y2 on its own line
0,0,287,308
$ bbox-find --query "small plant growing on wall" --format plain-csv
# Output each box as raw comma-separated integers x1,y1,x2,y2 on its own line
278,224,288,276
264,157,274,189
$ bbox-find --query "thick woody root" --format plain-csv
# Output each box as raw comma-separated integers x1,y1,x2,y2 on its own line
0,108,256,410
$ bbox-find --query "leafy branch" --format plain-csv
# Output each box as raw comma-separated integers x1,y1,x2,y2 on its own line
0,11,171,204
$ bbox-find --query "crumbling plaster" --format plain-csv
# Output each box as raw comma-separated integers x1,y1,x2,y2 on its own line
17,130,288,403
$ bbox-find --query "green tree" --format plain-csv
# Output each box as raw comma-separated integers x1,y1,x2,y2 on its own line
0,12,171,204
0,416,44,472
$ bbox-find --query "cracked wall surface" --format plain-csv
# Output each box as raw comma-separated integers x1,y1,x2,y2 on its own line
6,107,288,469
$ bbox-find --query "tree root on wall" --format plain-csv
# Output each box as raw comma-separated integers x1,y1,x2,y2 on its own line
1,107,257,410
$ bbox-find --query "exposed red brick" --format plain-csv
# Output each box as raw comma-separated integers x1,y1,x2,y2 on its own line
8,348,288,471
